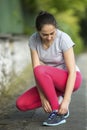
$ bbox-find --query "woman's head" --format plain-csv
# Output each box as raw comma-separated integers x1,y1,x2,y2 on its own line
35,11,57,42
35,11,57,31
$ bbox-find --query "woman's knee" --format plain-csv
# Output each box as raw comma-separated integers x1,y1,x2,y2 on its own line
34,65,46,77
73,72,82,91
16,97,27,111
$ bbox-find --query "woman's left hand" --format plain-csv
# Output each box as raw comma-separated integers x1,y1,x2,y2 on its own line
58,99,70,115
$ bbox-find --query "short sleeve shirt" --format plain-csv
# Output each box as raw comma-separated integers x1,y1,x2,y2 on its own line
29,29,80,71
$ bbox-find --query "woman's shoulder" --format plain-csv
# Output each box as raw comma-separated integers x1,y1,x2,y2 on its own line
29,32,39,40
29,32,40,44
56,29,75,51
29,32,40,50
57,29,72,40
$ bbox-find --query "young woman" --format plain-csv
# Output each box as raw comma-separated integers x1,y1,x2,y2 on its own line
16,11,82,126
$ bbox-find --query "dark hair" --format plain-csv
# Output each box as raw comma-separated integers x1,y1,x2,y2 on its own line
35,11,57,31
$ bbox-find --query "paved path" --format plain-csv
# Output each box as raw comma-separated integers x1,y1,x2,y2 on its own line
0,53,86,130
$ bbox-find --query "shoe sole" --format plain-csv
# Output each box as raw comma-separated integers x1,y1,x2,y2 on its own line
43,119,66,126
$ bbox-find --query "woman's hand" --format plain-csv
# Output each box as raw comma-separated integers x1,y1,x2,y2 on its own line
41,96,52,113
58,99,70,115
36,85,52,113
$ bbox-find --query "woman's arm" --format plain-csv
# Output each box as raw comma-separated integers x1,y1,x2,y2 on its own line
30,48,40,68
59,47,76,114
63,47,76,101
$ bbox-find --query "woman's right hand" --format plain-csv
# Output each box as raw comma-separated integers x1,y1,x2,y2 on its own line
41,96,52,113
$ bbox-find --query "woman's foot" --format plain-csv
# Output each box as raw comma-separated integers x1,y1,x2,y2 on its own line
43,111,66,126
58,96,70,119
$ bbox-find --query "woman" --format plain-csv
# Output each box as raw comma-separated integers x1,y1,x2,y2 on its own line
16,11,82,126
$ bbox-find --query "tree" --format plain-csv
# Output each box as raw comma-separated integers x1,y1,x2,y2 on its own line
79,8,87,46
21,0,87,53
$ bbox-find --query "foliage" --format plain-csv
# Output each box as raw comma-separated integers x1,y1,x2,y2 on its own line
79,8,87,47
21,0,38,14
54,10,83,54
21,0,87,53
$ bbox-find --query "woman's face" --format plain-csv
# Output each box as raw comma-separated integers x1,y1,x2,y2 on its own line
39,24,56,43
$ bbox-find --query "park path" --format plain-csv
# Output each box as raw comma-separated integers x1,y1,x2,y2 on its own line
0,53,86,130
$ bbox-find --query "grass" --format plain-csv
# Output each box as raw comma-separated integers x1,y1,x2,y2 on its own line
1,63,35,98
0,63,36,112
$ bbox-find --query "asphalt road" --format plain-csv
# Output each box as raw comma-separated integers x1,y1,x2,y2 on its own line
0,53,86,130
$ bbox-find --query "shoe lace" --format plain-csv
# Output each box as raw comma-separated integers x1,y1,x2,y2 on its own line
48,112,57,120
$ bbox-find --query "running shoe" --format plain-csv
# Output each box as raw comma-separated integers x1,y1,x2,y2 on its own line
58,96,70,119
43,111,66,126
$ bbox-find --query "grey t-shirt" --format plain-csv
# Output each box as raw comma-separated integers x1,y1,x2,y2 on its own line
29,29,80,71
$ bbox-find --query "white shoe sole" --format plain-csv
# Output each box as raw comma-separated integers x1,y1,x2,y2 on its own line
43,119,66,126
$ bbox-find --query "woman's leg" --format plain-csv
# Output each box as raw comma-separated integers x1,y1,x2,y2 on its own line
34,66,59,111
16,86,42,111
34,65,82,111
43,67,82,92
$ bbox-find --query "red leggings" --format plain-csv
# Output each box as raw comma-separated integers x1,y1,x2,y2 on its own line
16,65,82,111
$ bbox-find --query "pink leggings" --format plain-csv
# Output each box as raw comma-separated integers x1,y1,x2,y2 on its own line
16,65,82,111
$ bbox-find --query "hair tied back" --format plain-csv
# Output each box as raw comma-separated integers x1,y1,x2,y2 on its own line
38,11,47,16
